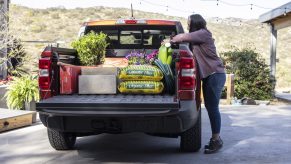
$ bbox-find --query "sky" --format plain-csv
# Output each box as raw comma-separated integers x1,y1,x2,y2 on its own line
10,0,291,19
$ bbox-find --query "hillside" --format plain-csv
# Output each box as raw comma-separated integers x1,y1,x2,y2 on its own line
8,5,291,89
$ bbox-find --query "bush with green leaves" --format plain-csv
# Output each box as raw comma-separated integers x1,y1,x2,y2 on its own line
221,47,273,100
5,76,40,110
71,31,109,66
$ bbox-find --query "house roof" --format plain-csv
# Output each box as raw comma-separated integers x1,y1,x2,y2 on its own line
259,2,291,23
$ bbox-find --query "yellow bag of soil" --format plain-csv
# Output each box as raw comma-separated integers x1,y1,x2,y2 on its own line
119,65,163,81
118,81,164,94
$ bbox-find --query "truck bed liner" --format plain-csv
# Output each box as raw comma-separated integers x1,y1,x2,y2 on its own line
36,94,179,114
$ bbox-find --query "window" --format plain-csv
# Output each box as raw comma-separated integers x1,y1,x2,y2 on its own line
85,25,177,50
120,31,142,44
143,30,175,47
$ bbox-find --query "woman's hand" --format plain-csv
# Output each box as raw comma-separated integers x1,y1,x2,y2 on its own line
161,39,171,45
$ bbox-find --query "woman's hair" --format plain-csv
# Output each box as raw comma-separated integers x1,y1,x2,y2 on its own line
188,14,207,32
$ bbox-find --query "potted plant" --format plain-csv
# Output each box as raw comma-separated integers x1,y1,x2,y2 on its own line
4,75,39,110
71,31,109,66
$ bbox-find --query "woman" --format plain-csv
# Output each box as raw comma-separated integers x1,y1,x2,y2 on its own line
167,14,226,154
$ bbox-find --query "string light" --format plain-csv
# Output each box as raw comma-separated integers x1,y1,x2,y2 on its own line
140,0,194,14
133,0,288,29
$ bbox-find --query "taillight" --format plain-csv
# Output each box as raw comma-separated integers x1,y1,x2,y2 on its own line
39,58,52,99
39,76,51,90
179,57,195,90
179,50,192,57
125,20,137,24
178,50,196,100
41,51,52,58
116,19,146,25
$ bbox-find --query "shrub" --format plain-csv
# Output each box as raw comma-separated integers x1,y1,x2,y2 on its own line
221,47,273,100
71,31,109,66
5,76,40,110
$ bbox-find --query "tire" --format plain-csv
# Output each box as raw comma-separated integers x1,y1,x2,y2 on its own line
47,128,76,150
180,110,201,152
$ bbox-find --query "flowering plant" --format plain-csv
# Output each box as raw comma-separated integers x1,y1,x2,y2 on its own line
145,50,158,64
125,51,146,65
125,50,159,65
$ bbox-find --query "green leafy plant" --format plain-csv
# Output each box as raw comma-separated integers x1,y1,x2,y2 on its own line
221,47,273,100
5,76,40,110
71,31,109,66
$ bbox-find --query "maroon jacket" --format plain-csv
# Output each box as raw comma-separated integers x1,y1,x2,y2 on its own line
171,29,225,78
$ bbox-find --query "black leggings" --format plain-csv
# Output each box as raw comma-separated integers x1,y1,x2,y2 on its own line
202,73,226,134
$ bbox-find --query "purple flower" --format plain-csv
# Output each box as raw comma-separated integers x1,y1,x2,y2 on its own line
125,51,147,65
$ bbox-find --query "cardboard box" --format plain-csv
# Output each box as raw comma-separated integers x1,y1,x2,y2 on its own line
60,65,81,94
101,58,128,68
79,75,116,94
81,67,118,75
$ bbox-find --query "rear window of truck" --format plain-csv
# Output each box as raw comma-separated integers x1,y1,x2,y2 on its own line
84,25,177,49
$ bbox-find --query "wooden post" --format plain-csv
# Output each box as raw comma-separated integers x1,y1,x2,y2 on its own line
226,74,234,104
200,74,234,105
270,23,277,96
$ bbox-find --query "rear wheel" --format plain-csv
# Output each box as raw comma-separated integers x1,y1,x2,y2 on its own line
47,128,76,150
180,110,201,152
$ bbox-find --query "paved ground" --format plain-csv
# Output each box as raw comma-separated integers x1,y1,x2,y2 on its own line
276,93,291,101
1,105,291,164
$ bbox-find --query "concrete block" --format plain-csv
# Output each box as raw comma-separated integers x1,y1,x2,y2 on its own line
81,67,118,75
79,75,116,94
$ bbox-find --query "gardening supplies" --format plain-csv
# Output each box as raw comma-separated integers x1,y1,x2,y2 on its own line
154,43,175,94
118,81,164,94
119,65,163,81
158,44,173,65
5,76,39,110
126,51,146,65
154,59,175,94
102,58,128,68
71,31,109,66
125,50,158,65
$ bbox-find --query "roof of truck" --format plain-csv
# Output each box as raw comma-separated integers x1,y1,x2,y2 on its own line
84,19,180,26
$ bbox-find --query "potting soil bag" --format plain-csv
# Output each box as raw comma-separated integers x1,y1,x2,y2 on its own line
119,65,163,81
118,81,164,94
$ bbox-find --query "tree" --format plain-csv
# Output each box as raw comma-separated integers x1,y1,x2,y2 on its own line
0,0,12,79
1,2,28,77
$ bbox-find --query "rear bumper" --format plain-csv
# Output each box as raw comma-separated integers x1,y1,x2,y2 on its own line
37,96,199,134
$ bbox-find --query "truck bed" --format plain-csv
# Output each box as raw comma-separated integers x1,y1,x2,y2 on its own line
36,94,179,116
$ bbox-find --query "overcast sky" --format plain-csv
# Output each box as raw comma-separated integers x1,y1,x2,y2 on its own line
10,0,291,19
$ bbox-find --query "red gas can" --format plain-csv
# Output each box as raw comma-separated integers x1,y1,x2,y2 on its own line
60,65,81,94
